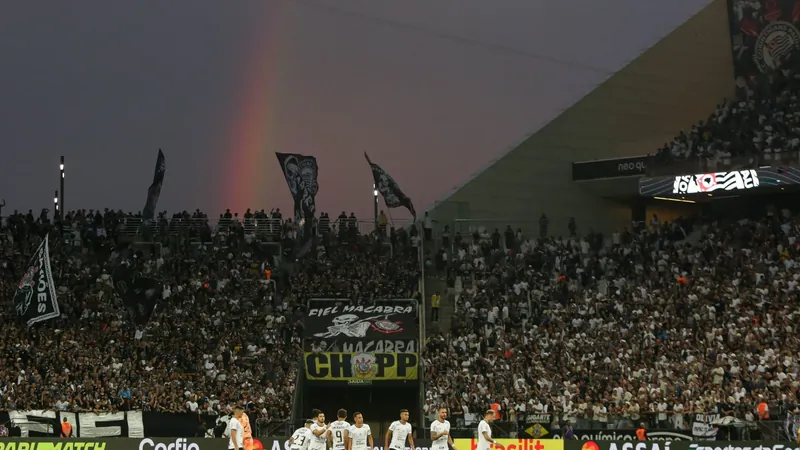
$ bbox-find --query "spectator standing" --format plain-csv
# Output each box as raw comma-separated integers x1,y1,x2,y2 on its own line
0,424,7,437
431,292,441,322
60,418,72,438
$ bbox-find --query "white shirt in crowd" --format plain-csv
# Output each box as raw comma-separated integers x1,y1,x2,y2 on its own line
309,422,329,450
477,420,492,450
388,421,413,450
348,424,372,450
228,417,244,450
290,427,313,450
330,420,351,450
430,419,451,450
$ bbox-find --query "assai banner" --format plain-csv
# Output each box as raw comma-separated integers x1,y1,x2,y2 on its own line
304,352,419,381
728,0,800,79
304,304,418,353
453,438,563,450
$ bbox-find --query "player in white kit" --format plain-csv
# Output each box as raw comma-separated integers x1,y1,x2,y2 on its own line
290,419,315,450
329,409,351,450
430,408,454,450
348,412,373,450
309,410,330,450
477,410,497,450
385,409,415,450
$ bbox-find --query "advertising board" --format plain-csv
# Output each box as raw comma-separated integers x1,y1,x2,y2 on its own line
563,442,800,450
0,438,224,450
304,352,419,381
453,439,563,450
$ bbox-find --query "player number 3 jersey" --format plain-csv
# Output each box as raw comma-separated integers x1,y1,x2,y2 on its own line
291,427,312,450
430,420,450,450
389,421,412,450
348,424,371,450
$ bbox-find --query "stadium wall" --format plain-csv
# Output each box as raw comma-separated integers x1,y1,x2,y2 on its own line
428,0,735,235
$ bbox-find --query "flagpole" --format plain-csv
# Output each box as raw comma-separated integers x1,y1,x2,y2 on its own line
59,156,65,220
372,184,379,234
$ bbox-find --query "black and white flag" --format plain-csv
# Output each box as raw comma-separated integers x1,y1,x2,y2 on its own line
142,149,166,221
365,153,416,218
14,235,60,327
276,152,319,257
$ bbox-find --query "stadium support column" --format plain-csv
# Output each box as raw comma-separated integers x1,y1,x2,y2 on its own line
418,231,427,432
59,156,65,219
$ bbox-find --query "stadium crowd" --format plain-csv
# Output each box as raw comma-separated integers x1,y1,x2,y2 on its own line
0,207,423,434
0,209,303,423
652,55,800,168
422,210,800,436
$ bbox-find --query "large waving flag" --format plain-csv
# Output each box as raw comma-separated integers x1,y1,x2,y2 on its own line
14,235,60,327
142,149,166,221
365,153,416,218
276,152,319,258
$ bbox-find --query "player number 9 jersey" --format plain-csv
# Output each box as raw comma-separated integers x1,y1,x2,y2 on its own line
330,421,351,450
348,424,371,450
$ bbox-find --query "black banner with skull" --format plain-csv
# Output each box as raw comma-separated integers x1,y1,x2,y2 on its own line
304,304,419,353
14,235,60,327
728,0,800,79
276,152,319,258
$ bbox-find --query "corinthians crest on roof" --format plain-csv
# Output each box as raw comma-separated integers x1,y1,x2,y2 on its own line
14,235,60,327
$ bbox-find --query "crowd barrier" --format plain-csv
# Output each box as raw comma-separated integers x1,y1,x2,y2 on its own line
0,438,223,450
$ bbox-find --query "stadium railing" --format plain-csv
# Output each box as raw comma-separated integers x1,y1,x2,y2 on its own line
115,217,414,239
645,149,800,177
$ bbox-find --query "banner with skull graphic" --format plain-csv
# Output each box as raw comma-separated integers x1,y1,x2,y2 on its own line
14,235,60,327
304,303,418,353
276,152,319,258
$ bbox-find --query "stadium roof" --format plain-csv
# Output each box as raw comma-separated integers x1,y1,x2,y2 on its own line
426,0,735,235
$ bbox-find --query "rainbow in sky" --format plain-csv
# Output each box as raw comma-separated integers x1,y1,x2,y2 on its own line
222,2,292,214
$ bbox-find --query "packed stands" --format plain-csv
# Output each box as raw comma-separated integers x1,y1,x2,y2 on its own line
0,208,421,437
4,198,800,439
422,212,800,438
650,56,800,174
0,209,300,429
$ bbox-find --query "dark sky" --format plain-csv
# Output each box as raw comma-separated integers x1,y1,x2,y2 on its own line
0,0,711,221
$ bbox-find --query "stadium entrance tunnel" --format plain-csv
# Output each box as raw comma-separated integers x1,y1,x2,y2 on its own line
300,382,419,436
